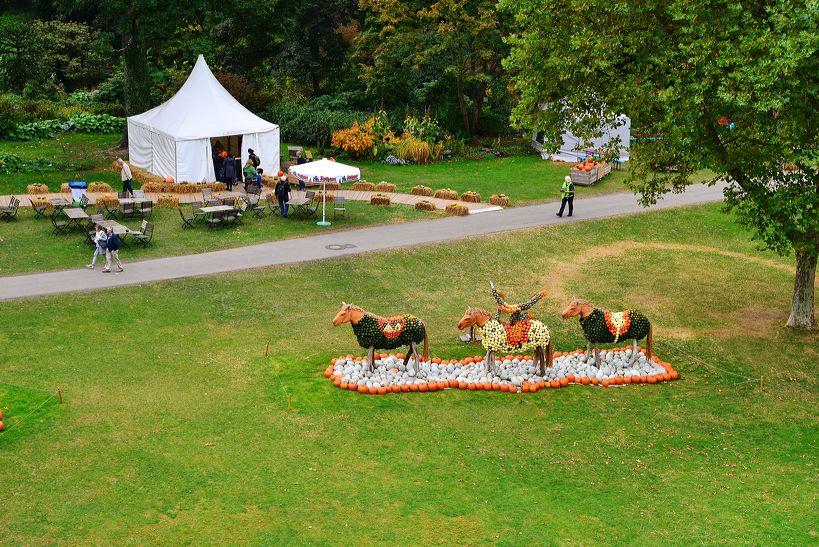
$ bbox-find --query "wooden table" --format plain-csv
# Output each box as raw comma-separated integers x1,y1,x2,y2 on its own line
96,219,131,236
49,197,71,211
62,207,89,231
287,197,311,218
199,205,236,214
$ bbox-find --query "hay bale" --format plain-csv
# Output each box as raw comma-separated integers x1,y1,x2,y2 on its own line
353,181,375,191
370,194,391,206
489,194,510,207
460,191,481,203
312,192,335,203
157,194,179,208
414,200,437,212
411,185,433,196
434,188,458,200
375,181,396,192
88,182,113,193
97,193,119,207
26,183,49,195
445,203,469,216
322,182,341,191
60,183,71,193
31,197,54,210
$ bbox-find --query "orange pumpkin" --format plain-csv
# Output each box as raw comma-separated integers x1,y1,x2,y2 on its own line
560,377,569,387
567,374,575,383
647,375,657,384
581,377,590,385
663,373,672,382
410,384,419,392
419,383,429,392
449,379,459,388
401,384,410,392
602,379,610,387
591,378,599,385
324,368,333,378
0,420,3,431
551,379,560,389
333,378,342,387
428,383,438,392
377,386,386,395
670,370,679,380
357,385,367,394
522,382,531,393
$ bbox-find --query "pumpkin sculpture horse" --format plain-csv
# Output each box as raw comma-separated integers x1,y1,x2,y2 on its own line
560,298,653,367
332,302,429,371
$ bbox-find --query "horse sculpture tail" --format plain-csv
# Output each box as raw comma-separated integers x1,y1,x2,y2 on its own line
422,324,429,361
646,323,653,360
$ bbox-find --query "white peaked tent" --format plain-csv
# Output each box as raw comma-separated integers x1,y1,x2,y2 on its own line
532,115,631,162
127,55,279,183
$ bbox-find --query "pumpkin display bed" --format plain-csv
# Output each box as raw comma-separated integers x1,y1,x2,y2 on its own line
325,348,678,395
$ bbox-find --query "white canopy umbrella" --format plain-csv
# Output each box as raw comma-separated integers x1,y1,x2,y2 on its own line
288,159,361,226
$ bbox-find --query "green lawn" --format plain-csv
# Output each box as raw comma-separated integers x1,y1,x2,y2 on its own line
0,201,441,276
0,203,815,543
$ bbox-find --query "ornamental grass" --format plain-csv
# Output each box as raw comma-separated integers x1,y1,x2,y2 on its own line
434,188,458,200
26,183,49,195
414,200,437,212
156,195,180,208
375,181,396,193
460,191,482,203
411,185,433,196
490,194,510,207
370,194,391,206
353,181,375,191
445,203,469,216
96,193,119,207
88,182,113,193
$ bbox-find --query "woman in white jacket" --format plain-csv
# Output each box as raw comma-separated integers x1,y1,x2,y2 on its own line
86,225,107,269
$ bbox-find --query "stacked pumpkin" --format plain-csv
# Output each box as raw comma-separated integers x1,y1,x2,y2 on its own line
573,159,600,173
0,408,4,431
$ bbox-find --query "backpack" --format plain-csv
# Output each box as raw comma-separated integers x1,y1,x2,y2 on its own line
98,235,108,250
250,153,260,168
107,233,120,251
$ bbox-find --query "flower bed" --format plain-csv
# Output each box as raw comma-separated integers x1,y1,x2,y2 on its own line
156,195,179,208
490,194,510,207
434,188,458,200
353,182,375,191
411,185,433,196
375,181,396,193
26,183,49,195
445,203,469,216
460,191,481,203
370,194,391,206
324,348,679,395
414,200,437,212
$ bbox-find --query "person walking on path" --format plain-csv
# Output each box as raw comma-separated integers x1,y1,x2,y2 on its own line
87,225,107,269
102,227,124,273
117,158,133,197
556,175,575,217
275,175,292,217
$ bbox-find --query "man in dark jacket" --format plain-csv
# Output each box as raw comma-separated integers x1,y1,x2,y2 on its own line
102,227,124,272
275,175,292,217
248,148,261,168
224,156,236,190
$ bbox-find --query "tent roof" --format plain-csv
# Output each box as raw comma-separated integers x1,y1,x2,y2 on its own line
288,158,361,183
128,55,276,141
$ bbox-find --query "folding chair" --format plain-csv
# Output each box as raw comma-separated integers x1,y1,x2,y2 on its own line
132,221,154,246
265,193,279,216
29,198,49,219
133,190,145,198
333,196,346,219
50,211,68,234
0,197,20,221
206,210,224,230
103,201,120,219
138,200,153,219
121,200,136,219
178,207,195,228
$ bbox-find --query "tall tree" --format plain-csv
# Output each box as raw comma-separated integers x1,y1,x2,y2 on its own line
503,0,818,328
0,16,45,93
359,0,508,136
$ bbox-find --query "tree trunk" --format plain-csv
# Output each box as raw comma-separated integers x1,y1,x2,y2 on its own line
786,248,816,329
120,19,151,148
470,90,484,135
455,77,471,136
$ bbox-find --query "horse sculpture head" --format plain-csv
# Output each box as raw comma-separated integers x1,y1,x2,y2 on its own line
457,308,492,330
561,298,594,320
332,302,365,326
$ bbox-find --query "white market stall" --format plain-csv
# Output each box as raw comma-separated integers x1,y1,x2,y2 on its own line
532,115,631,162
288,158,361,226
127,55,279,183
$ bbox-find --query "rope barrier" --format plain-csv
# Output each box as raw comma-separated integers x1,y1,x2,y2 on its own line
661,340,763,384
2,392,59,433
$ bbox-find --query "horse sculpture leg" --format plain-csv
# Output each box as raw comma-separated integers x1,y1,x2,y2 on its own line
586,341,591,362
486,350,495,374
410,341,420,366
535,346,544,376
630,339,638,364
367,346,376,372
594,342,600,367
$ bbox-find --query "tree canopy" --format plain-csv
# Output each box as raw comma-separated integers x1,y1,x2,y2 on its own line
502,0,818,328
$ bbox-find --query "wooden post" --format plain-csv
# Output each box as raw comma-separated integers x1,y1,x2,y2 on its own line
519,388,523,403
759,376,764,392
57,386,63,404
288,394,292,410
264,342,269,357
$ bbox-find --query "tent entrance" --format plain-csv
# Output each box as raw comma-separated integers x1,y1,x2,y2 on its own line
210,135,243,158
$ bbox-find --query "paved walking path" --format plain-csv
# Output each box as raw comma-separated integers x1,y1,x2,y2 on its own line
0,183,726,301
